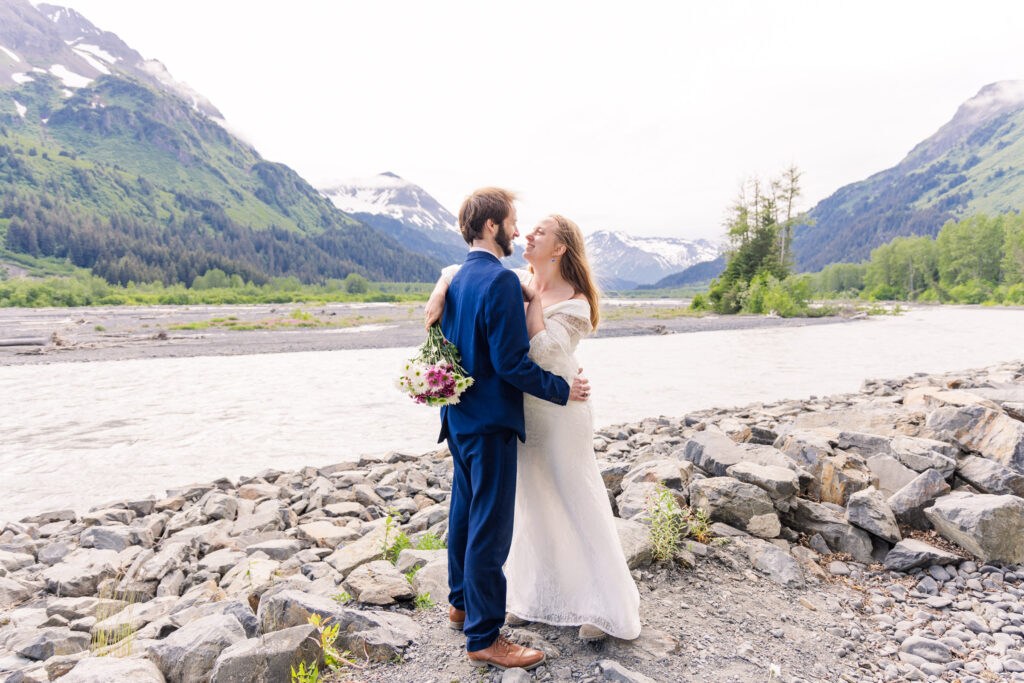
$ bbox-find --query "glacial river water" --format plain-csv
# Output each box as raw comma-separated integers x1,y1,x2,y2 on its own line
1,306,1022,522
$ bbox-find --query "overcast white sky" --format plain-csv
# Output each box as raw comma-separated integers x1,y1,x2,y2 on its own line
60,0,1024,240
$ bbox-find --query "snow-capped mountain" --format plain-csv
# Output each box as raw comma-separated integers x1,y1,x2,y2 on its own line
320,172,472,267
585,230,722,288
0,0,222,118
321,172,460,239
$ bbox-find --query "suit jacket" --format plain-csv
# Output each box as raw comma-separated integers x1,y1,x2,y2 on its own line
438,251,570,443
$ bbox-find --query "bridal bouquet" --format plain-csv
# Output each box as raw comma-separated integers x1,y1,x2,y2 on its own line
396,324,473,406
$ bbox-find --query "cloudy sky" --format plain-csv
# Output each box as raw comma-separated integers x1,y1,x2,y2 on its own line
61,0,1024,240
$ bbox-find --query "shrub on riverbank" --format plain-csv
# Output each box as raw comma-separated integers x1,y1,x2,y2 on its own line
0,270,432,307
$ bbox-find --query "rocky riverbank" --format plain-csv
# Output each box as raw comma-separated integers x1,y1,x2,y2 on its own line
2,360,1024,682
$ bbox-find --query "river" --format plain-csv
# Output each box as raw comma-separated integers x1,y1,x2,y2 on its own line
1,305,1021,522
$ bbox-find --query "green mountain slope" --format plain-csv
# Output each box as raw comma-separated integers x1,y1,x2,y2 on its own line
793,81,1024,271
0,1,438,284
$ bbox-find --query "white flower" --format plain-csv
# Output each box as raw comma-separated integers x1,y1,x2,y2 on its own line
768,663,780,679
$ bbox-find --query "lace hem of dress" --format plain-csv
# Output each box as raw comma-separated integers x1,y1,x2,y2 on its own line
505,605,641,640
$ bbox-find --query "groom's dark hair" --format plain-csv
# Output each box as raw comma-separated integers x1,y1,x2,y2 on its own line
458,187,516,244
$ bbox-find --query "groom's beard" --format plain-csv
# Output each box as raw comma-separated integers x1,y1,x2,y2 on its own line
496,229,513,257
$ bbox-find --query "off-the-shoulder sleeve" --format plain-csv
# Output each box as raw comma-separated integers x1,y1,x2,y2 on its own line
528,309,592,374
440,264,461,285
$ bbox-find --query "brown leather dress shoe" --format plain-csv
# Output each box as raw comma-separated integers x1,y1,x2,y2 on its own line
448,606,465,631
467,635,546,670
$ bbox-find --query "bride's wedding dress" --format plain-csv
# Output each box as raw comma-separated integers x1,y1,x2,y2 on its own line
504,296,641,639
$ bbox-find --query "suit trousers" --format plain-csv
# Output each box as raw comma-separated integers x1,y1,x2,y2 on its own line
446,430,517,652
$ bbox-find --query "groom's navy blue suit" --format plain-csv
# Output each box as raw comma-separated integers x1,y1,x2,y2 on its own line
439,250,570,652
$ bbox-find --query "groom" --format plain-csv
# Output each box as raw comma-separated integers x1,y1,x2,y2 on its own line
439,187,589,670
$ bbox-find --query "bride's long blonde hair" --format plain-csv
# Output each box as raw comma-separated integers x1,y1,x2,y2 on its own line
549,214,601,330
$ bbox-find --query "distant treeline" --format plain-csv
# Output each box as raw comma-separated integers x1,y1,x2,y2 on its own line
1,191,438,286
0,269,433,308
809,212,1024,304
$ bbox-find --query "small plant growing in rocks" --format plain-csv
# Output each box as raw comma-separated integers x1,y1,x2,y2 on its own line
90,575,146,657
415,592,436,610
644,482,688,562
684,506,712,544
290,661,319,683
306,613,358,674
415,531,446,550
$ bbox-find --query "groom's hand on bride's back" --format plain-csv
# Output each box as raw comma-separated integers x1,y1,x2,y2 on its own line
569,369,590,402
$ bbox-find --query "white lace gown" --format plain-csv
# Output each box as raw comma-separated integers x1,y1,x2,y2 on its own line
505,296,641,639
438,264,640,638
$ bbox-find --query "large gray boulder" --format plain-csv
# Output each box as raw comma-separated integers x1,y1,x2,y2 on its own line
219,556,282,596
198,549,247,575
866,455,918,497
342,560,415,605
209,624,321,683
817,452,874,506
956,455,1024,496
743,540,805,588
774,429,834,485
597,659,659,683
394,549,445,575
688,477,780,538
614,517,654,569
889,436,957,477
81,524,152,552
925,404,1024,471
135,542,192,582
148,613,246,682
257,590,344,634
0,576,32,608
255,590,417,662
295,521,358,549
779,499,873,563
60,657,166,682
410,555,449,604
10,627,90,661
784,404,923,437
887,469,950,529
924,493,1024,563
0,550,34,573
614,481,663,521
324,525,391,578
621,459,690,491
845,487,900,544
882,539,962,572
724,462,799,500
41,548,119,597
682,429,748,476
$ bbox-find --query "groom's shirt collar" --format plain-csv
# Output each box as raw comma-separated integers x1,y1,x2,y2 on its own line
467,246,501,263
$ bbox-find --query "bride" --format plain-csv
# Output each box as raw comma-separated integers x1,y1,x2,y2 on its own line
425,214,641,642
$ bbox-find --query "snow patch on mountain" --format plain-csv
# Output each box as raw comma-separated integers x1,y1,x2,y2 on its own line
320,172,460,236
10,73,33,84
71,43,118,64
13,99,26,118
585,230,723,286
49,63,91,88
0,45,22,63
71,48,109,74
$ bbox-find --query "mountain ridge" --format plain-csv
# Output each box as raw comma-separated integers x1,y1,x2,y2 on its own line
793,80,1024,271
0,0,439,284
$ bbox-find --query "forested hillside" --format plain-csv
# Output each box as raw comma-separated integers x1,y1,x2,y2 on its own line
0,1,439,285
793,81,1024,271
